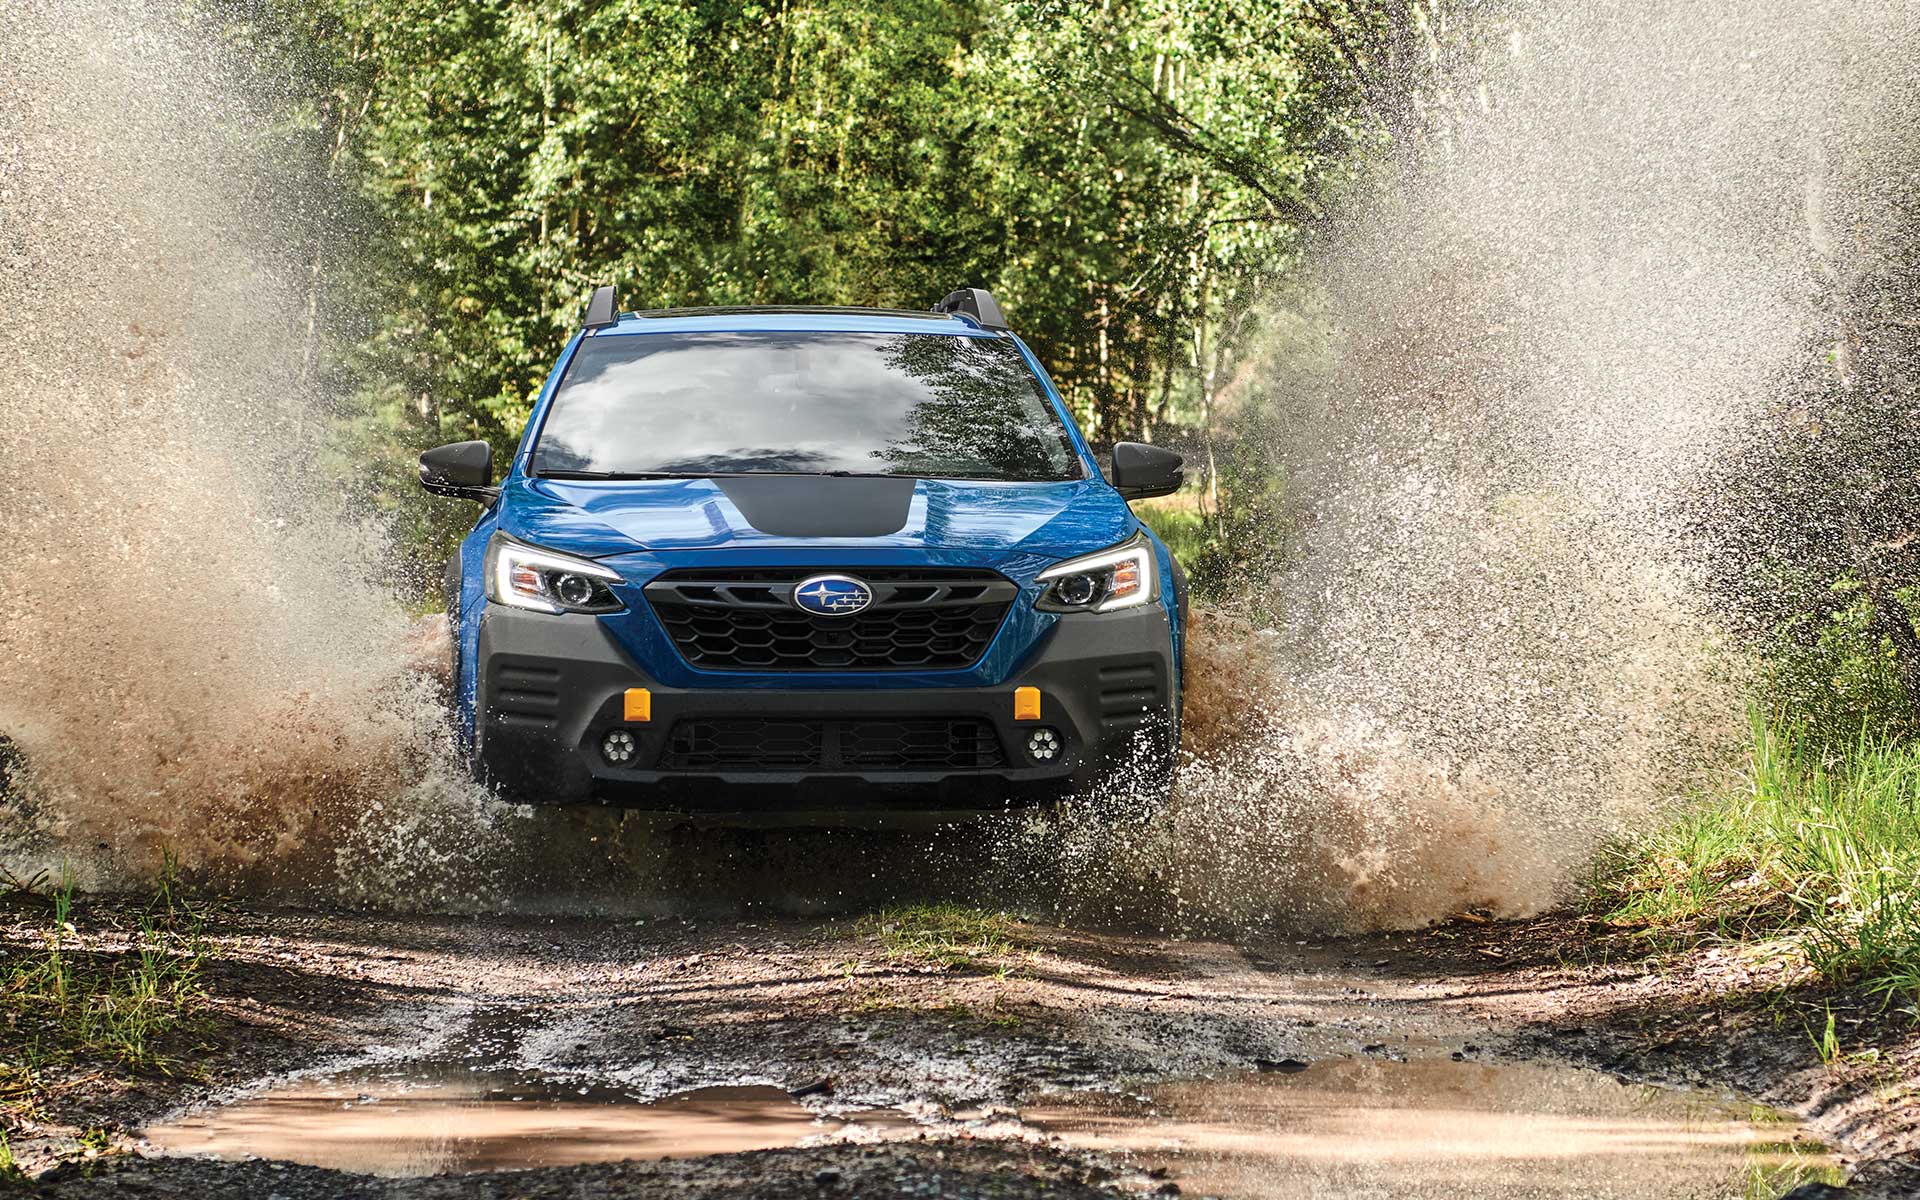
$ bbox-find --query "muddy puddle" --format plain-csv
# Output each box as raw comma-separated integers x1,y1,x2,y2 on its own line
144,1055,1840,1196
142,1071,912,1176
1027,1058,1843,1199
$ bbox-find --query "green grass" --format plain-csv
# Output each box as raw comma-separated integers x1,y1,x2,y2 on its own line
1737,1142,1849,1200
1,860,210,1137
0,1130,23,1188
856,904,1019,969
1133,495,1213,568
1596,712,1920,1004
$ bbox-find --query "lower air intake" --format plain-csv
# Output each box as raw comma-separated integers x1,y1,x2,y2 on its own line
660,718,1006,772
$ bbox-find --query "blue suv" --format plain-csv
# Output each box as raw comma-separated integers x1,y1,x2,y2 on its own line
419,287,1187,821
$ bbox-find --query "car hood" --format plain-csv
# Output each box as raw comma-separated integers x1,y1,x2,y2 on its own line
497,475,1135,559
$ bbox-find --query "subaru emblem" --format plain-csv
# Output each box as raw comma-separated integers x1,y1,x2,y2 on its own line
792,574,874,617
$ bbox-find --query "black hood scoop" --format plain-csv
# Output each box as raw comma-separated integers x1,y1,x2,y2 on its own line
713,475,916,538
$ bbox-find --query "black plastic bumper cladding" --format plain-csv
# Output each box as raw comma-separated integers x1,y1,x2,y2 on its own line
472,603,1176,812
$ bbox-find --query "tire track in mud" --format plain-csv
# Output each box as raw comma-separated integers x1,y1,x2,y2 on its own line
42,909,1494,1140
17,906,1911,1197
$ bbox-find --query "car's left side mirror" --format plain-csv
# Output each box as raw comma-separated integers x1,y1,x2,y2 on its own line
1107,442,1184,500
418,440,497,501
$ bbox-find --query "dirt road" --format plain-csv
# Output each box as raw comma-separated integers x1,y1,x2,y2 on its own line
9,892,1917,1199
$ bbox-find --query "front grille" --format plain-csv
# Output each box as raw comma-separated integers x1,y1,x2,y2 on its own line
644,568,1017,672
659,718,1007,772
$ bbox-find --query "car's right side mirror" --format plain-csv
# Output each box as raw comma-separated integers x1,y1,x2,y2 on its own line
418,440,496,501
1107,442,1184,500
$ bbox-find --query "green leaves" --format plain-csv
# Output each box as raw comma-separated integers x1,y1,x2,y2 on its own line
220,0,1394,588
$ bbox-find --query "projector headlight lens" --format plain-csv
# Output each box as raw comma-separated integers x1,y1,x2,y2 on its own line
485,533,625,615
1036,533,1157,613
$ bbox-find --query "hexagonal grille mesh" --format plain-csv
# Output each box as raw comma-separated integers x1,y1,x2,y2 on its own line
645,568,1015,672
660,718,1007,771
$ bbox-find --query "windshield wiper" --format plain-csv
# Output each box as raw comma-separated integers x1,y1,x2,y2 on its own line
536,470,710,480
538,468,1068,482
763,470,899,478
546,469,908,480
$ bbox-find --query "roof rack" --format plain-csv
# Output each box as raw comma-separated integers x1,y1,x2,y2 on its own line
626,305,952,321
931,287,1008,331
581,284,619,330
578,287,1011,332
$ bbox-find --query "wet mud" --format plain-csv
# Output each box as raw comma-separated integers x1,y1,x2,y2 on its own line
13,904,1909,1199
139,1052,1839,1198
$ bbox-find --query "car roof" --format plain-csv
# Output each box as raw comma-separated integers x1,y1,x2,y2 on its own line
586,306,1002,338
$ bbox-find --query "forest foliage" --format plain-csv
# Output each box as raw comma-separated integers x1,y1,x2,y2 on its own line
216,0,1918,732
217,0,1422,575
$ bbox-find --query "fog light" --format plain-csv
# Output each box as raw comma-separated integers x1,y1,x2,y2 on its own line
1025,727,1062,763
602,729,638,765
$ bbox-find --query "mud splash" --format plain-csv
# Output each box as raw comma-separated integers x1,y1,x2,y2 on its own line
4,0,1917,935
1013,0,1920,931
0,0,514,903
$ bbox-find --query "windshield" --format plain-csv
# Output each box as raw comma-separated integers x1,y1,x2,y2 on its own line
530,331,1084,482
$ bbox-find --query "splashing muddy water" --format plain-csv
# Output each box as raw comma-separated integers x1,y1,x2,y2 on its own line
0,0,516,902
1017,0,1920,930
3,0,1918,928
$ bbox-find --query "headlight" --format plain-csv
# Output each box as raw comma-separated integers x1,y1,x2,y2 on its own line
484,533,625,615
1036,533,1158,613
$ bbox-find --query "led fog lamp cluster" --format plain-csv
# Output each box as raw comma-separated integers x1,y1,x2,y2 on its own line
602,729,638,765
1025,727,1062,763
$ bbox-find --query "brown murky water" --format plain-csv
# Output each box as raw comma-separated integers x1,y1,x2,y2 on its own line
142,1077,888,1177
1028,1058,1842,1199
144,1057,1839,1196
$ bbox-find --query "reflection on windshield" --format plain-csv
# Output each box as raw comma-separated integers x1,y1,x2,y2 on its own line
532,332,1082,482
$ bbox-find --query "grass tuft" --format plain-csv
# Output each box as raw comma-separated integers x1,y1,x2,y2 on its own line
1595,712,1920,1004
1,859,211,1148
0,1131,21,1186
856,904,1019,970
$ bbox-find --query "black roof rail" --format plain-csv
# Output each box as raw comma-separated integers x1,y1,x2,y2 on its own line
581,284,619,330
627,305,953,321
931,287,1008,331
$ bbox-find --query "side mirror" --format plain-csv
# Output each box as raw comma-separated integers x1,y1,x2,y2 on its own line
418,440,496,500
1107,442,1184,500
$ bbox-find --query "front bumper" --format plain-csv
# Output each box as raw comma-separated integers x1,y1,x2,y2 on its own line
473,603,1175,815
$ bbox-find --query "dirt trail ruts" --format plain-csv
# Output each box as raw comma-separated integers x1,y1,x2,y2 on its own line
9,906,1917,1197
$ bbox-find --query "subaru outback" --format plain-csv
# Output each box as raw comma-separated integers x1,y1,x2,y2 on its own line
419,286,1186,822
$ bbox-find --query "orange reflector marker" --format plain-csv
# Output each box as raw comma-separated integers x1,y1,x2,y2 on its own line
1014,686,1042,721
623,688,652,722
